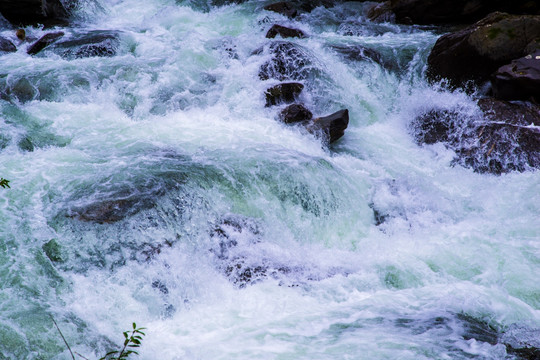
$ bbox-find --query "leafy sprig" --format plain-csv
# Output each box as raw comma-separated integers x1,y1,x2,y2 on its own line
0,178,10,189
99,323,146,360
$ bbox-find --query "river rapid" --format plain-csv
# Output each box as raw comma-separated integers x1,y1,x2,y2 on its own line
0,1,539,359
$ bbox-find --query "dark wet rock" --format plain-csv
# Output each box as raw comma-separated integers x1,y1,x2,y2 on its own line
369,203,390,226
27,31,65,55
42,239,65,263
264,2,298,18
258,41,314,81
225,259,269,287
306,109,349,143
412,98,540,174
491,50,540,102
367,1,395,23
151,280,169,294
456,313,499,345
0,37,16,54
389,0,540,25
209,215,261,260
265,82,304,106
427,12,540,88
45,30,121,59
266,24,306,39
411,109,459,145
279,103,313,123
0,0,69,27
8,78,38,103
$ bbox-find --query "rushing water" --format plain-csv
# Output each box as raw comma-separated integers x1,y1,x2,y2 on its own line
1,1,539,359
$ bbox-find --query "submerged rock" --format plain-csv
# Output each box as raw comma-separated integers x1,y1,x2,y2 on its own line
491,50,540,102
426,12,540,88
306,109,349,143
47,30,122,59
330,44,398,72
258,41,314,81
266,24,307,39
0,37,16,54
278,103,313,123
27,31,64,55
0,0,69,26
68,196,157,224
264,82,304,106
42,239,65,263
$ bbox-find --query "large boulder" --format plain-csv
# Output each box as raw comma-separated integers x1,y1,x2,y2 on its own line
43,30,122,59
426,12,540,88
306,109,349,144
491,50,540,102
0,0,69,26
387,0,540,25
258,41,314,81
412,98,540,174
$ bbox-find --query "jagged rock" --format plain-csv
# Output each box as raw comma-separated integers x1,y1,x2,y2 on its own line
258,41,313,81
427,12,540,88
491,50,540,102
0,0,69,26
265,82,304,106
27,31,64,55
306,109,349,143
46,30,121,59
279,103,313,123
266,24,306,39
0,37,16,53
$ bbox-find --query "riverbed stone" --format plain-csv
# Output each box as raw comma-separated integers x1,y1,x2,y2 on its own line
265,82,304,106
306,109,349,143
426,12,540,88
0,37,16,54
27,31,65,55
278,103,313,123
266,24,306,39
47,30,122,59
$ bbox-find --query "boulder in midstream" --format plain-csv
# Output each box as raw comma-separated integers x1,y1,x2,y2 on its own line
27,31,65,55
491,50,540,102
278,103,313,123
305,109,349,144
264,82,304,106
266,24,307,39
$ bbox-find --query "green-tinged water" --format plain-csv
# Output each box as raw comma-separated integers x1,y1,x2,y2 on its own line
0,1,539,359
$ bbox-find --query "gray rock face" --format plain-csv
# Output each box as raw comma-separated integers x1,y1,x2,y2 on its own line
426,12,540,88
491,50,540,102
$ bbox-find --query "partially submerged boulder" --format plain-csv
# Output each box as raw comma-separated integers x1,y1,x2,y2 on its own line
279,103,313,123
0,0,69,27
266,24,306,39
265,82,304,106
0,37,16,54
45,30,122,59
306,109,349,143
330,44,398,72
27,31,64,55
491,50,540,102
264,2,298,18
426,12,540,88
412,98,540,174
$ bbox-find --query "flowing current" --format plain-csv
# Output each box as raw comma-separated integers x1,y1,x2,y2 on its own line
1,1,539,359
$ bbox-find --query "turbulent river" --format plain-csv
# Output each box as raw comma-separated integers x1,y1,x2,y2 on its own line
1,0,539,359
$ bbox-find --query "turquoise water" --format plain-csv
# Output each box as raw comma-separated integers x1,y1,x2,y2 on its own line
0,1,539,359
